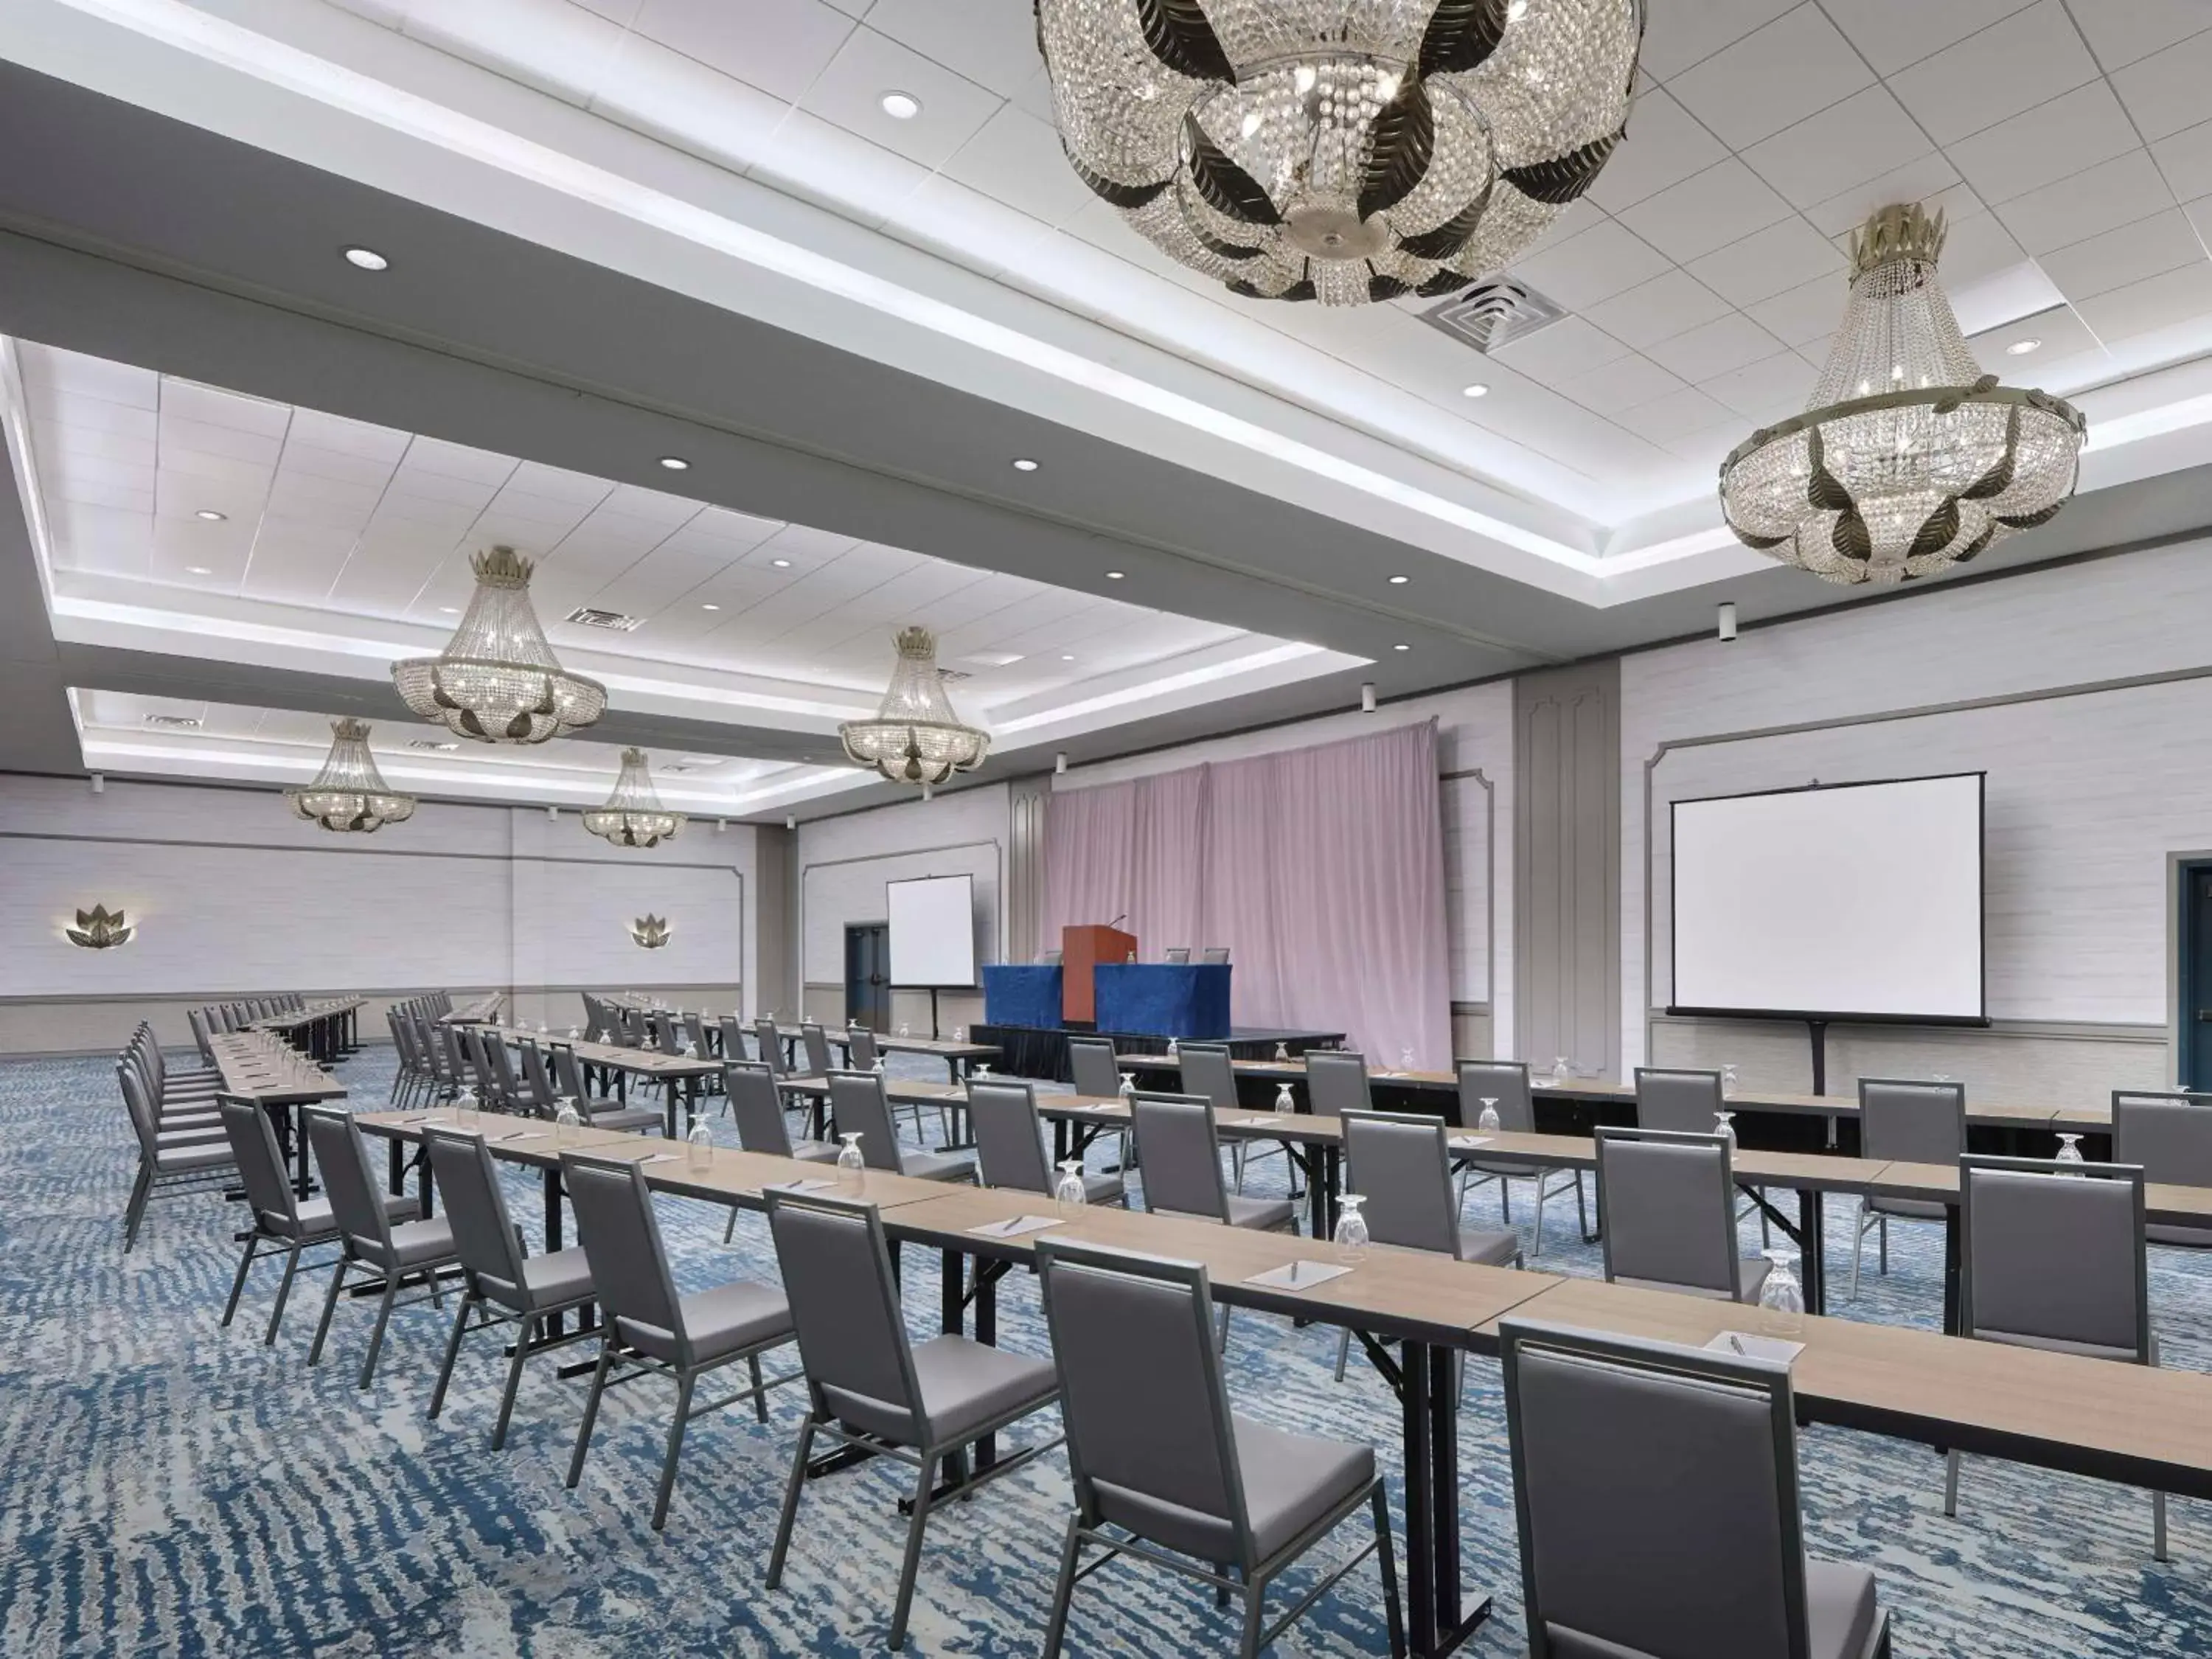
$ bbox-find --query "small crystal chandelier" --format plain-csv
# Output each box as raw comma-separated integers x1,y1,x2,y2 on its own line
839,626,990,786
582,748,685,848
391,546,607,742
1034,0,1642,305
286,718,417,833
1720,204,2086,586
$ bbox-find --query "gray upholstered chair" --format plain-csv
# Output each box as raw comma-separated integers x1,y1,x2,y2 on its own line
1453,1059,1587,1256
969,1079,1124,1205
548,1043,661,1134
1850,1078,1965,1298
801,1021,835,1077
1183,1040,1276,1194
1947,1153,2165,1559
1068,1036,1123,1099
1200,946,1231,965
754,1015,790,1075
218,1097,417,1344
1163,947,1192,964
721,1059,841,1243
2114,1091,2212,1249
303,1105,459,1388
1034,1239,1404,1659
828,1070,975,1183
717,1015,748,1072
424,1125,598,1448
764,1191,1061,1647
1633,1066,1725,1133
1498,1317,1891,1659
118,1065,234,1251
1304,1051,1371,1119
1331,1109,1521,1381
683,1010,711,1060
1130,1094,1294,1234
1593,1127,1770,1304
562,1151,796,1530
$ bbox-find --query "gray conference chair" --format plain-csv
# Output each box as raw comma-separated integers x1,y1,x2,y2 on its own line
721,1059,841,1243
753,1015,790,1074
1332,1110,1521,1382
828,1070,975,1183
1130,1094,1295,1234
1850,1078,1965,1299
118,1065,234,1251
1034,1239,1405,1659
1498,1317,1891,1659
1199,946,1231,965
801,1021,835,1077
424,1125,599,1449
2114,1091,2212,1249
1068,1036,1123,1099
763,1190,1062,1648
1304,1051,1371,1119
1594,1127,1770,1304
1637,1065,1768,1245
303,1106,459,1389
563,1152,797,1531
1037,949,1062,966
1947,1153,2165,1559
1183,1040,1277,1195
684,1010,712,1060
1163,947,1192,964
1453,1060,1587,1256
969,1078,1124,1206
717,1015,748,1074
547,1043,661,1134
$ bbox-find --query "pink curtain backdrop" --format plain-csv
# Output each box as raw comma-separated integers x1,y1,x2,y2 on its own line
1039,720,1452,1068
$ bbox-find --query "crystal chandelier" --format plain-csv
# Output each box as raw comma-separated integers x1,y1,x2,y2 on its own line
285,718,417,833
582,748,686,848
391,546,607,742
1034,0,1641,305
839,627,990,785
1719,204,2086,586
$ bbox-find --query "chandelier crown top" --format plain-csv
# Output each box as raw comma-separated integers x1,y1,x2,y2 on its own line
1848,203,1946,282
894,625,939,660
330,717,372,742
469,544,536,588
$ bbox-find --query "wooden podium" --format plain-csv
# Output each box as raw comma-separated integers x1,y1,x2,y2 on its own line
1061,924,1136,1025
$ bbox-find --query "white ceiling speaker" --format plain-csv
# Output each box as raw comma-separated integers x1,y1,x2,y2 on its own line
1360,682,1377,713
1717,602,1738,643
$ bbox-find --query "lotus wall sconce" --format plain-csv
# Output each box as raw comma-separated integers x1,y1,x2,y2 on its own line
630,914,671,949
66,905,134,948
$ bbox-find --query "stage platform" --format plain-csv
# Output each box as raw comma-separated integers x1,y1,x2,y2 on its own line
971,1022,1346,1085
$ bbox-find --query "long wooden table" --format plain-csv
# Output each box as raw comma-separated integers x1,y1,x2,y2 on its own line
207,1031,349,1186
439,994,506,1026
479,1025,723,1138
765,1023,1000,1082
248,997,365,1063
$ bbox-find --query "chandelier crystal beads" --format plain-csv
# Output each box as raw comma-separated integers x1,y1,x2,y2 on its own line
839,627,990,786
1034,0,1643,305
582,748,685,848
1719,204,2086,586
391,546,607,742
286,719,417,833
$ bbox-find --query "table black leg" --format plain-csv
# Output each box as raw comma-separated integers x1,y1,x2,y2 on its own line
937,1247,970,1490
1797,1189,1826,1316
975,1257,998,1473
1400,1338,1489,1658
1942,1206,1961,1335
685,1074,702,1135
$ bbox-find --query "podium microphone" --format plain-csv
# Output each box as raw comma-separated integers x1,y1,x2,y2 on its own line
1106,913,1127,930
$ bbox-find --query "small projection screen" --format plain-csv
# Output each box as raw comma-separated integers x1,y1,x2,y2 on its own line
887,874,978,988
1669,772,1986,1022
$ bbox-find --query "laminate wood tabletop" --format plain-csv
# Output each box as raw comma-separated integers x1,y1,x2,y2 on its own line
205,1034,349,1105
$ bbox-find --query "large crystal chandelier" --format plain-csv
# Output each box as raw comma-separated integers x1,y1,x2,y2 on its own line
391,546,607,742
1034,0,1642,305
839,627,990,785
1720,205,2086,586
582,748,685,848
285,718,416,833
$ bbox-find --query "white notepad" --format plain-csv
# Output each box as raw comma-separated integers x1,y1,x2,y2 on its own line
968,1214,1065,1239
765,1178,838,1195
637,1152,681,1166
1705,1331,1805,1364
1245,1259,1353,1291
1447,1135,1494,1151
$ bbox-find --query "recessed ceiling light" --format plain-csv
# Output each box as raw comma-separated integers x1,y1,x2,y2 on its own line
439,605,460,613
771,557,792,568
658,455,690,470
2006,337,2042,356
342,246,388,271
1105,570,1125,580
880,90,922,119
1060,653,1077,661
1392,642,1411,651
184,565,212,576
1012,457,1040,472
1388,574,1409,585
700,602,720,611
194,509,226,522
1461,383,1489,399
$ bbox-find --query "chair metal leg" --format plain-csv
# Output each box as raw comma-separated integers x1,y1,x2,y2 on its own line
308,1256,350,1366
566,1336,616,1489
888,1453,938,1647
723,1206,739,1245
428,1292,477,1420
650,1370,697,1531
1371,1483,1408,1659
1943,1449,1961,1517
2155,1490,2169,1562
1217,1303,1233,1352
491,1309,535,1450
1333,1326,1352,1382
222,1235,260,1327
1850,1202,1868,1301
1498,1176,1512,1225
765,1414,819,1590
1879,1215,1889,1275
1237,1577,1266,1659
122,1164,153,1251
1040,1514,1084,1659
1573,1170,1589,1238
358,1281,399,1390
265,1243,305,1346
1532,1179,1548,1259
748,1352,768,1424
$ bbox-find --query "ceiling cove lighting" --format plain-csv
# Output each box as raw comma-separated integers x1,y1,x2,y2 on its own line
391,545,608,742
880,90,922,119
341,246,389,271
839,626,990,787
285,717,417,832
1720,205,2085,587
185,566,212,576
582,748,686,848
1034,0,1639,305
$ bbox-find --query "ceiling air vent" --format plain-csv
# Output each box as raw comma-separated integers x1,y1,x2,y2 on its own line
143,714,203,729
937,668,973,684
1418,278,1565,354
563,605,644,632
408,738,460,751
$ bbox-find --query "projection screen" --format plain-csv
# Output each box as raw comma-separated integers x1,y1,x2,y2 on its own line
1669,773,1986,1022
887,874,978,988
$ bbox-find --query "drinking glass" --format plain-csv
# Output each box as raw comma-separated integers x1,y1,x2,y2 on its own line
1273,1040,1290,1062
1758,1249,1805,1338
1551,1055,1571,1088
455,1089,479,1127
975,1062,992,1079
687,1116,714,1171
899,1022,911,1038
1275,1082,1297,1115
1333,1194,1370,1265
1478,1096,1501,1133
554,1097,580,1144
954,1026,967,1043
1166,1037,1180,1057
1714,1110,1737,1147
874,1054,888,1074
836,1132,866,1187
2056,1132,2087,1175
1399,1045,1416,1071
1722,1063,1740,1098
1054,1160,1088,1213
568,1026,580,1041
1117,1072,1136,1099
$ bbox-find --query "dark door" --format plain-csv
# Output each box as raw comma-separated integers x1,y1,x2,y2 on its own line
845,923,890,1032
2186,864,2212,1091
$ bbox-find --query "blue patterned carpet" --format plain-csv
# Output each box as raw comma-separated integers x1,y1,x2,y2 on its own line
3,1045,2208,1657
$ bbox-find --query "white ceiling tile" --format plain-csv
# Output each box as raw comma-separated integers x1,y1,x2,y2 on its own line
385,469,501,509
1994,149,2177,252
1666,4,1874,150
1579,268,1734,348
43,452,152,495
51,477,156,515
1739,86,1936,210
403,0,625,106
1698,350,1818,419
2081,0,2212,69
1684,216,1846,307
1658,422,1749,466
158,415,282,467
862,0,1044,99
630,0,853,102
1637,0,1800,80
1801,156,1970,237
2073,257,2212,343
589,31,790,173
27,389,158,444
574,0,642,23
1583,88,1728,212
153,448,273,493
940,103,1094,224
1006,59,1060,125
797,25,1001,170
1963,301,2103,368
2037,208,2206,302
1615,159,1794,262
1553,352,1691,414
1934,209,2036,291
1610,386,1734,441
285,408,411,462
1486,317,1632,385
1644,312,1788,380
160,380,290,437
1888,1,2100,145
1820,0,2035,74
2152,117,2212,203
1944,80,2142,206
23,346,156,408
39,423,156,467
754,109,932,227
2114,29,2212,145
401,437,517,484
1506,220,1674,309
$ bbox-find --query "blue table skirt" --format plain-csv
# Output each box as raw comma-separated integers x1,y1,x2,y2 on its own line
981,964,1062,1029
1093,963,1231,1040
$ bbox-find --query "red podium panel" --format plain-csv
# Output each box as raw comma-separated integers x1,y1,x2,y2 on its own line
1061,925,1137,1024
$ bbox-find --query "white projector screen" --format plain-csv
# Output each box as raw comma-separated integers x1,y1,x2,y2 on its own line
887,874,978,987
1670,773,1985,1021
